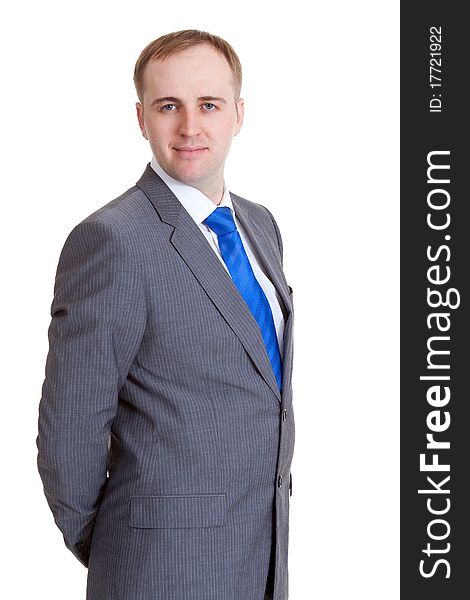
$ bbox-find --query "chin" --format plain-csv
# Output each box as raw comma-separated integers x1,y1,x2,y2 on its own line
172,164,210,183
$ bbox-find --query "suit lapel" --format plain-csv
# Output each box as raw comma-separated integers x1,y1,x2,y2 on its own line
232,197,294,400
230,196,293,322
136,164,282,402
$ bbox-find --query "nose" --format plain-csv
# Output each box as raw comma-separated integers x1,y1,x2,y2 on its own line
177,108,202,137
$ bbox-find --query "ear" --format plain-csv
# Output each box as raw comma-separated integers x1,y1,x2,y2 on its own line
234,98,245,136
135,102,148,140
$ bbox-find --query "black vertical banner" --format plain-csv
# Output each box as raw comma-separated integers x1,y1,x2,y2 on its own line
401,3,468,599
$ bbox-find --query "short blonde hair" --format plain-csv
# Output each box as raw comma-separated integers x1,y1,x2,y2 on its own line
133,29,243,104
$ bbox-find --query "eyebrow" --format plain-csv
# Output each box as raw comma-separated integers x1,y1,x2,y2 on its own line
150,96,227,107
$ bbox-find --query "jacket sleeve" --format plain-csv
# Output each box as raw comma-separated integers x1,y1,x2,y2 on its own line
36,218,147,567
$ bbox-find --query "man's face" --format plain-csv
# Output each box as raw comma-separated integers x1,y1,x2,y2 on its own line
136,44,244,196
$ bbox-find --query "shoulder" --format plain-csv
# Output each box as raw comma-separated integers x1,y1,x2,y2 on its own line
61,181,161,253
55,183,161,275
79,185,153,234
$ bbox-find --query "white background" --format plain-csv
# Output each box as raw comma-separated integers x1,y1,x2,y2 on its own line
0,1,399,598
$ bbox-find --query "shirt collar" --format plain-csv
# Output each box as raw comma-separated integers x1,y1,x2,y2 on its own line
150,155,234,225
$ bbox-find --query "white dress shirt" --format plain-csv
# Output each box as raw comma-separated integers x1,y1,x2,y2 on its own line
150,156,285,358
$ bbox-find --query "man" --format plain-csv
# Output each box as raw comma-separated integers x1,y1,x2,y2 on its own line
36,29,295,600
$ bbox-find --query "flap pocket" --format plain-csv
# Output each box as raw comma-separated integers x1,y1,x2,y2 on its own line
129,494,227,529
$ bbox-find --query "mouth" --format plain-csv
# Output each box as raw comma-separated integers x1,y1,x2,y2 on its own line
173,146,208,158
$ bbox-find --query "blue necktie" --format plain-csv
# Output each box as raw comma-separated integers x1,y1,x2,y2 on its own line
203,207,282,391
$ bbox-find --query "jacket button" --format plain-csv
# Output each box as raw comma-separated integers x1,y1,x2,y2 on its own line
282,409,287,421
278,475,283,487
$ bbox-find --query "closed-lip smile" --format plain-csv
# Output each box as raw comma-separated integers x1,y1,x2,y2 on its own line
174,146,207,151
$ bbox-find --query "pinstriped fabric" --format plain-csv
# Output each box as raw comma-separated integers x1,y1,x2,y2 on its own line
203,207,282,391
129,494,227,528
36,164,295,600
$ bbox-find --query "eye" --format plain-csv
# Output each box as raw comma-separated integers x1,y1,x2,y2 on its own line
160,104,176,111
202,103,217,110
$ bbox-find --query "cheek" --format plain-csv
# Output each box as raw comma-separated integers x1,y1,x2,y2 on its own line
146,118,171,140
211,120,238,147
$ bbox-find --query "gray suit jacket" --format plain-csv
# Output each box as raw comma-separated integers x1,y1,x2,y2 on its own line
36,164,295,600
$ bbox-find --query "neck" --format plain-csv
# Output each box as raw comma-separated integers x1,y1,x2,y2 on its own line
193,178,225,205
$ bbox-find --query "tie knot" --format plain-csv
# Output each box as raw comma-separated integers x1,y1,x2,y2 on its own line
203,206,237,236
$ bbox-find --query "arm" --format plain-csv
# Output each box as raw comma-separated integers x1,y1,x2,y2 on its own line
36,218,146,566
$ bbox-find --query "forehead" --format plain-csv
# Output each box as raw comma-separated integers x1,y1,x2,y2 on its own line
142,44,234,99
